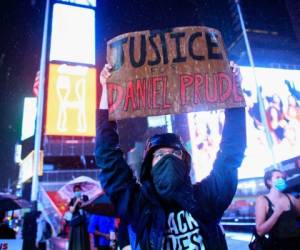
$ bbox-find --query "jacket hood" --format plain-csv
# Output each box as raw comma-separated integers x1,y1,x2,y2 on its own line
140,133,191,182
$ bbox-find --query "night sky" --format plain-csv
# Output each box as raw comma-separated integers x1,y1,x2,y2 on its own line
0,0,44,190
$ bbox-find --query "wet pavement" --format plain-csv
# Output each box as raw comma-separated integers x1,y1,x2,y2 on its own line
226,232,252,250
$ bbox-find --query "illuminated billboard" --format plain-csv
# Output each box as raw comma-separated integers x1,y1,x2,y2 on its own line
50,3,95,65
188,67,300,180
21,97,37,141
45,63,96,136
147,115,172,132
19,150,43,184
59,0,96,7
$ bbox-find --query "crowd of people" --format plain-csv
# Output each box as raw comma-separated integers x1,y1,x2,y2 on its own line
1,168,300,250
0,186,128,250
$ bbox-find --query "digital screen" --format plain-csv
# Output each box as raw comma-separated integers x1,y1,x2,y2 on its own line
50,3,95,65
45,63,96,136
147,115,173,132
188,67,300,180
19,150,43,184
21,97,37,141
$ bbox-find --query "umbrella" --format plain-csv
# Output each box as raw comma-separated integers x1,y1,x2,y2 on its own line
82,192,116,217
58,176,102,200
0,192,32,211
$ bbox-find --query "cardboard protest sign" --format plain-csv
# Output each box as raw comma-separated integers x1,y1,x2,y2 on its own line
106,26,245,120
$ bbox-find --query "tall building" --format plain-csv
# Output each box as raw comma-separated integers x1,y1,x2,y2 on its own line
227,0,300,69
285,0,300,45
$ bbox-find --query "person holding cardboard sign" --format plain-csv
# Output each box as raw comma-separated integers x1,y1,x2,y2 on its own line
95,61,246,249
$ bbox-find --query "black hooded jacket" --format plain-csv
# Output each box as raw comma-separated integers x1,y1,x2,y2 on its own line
95,107,246,249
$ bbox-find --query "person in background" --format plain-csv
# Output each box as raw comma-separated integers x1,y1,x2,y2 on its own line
0,211,16,239
22,209,38,250
68,184,90,250
255,169,300,250
88,214,115,250
35,211,47,250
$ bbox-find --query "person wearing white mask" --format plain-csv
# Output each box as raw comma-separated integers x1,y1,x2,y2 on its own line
35,211,48,250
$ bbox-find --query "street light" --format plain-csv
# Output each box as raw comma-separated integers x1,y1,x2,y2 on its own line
234,0,279,169
31,0,50,202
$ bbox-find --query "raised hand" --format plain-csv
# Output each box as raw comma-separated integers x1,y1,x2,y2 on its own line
100,64,113,86
99,64,113,109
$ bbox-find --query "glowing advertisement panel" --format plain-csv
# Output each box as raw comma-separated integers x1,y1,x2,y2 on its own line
19,150,43,184
21,97,37,141
59,0,96,7
0,240,23,250
45,63,96,136
50,3,95,65
188,67,300,180
147,115,172,132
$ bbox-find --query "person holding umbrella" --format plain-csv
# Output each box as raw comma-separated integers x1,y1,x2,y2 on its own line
68,184,90,250
0,192,31,211
0,193,32,248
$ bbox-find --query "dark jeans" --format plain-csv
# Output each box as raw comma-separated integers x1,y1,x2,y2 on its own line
97,246,111,250
274,237,300,250
22,238,35,250
38,242,46,250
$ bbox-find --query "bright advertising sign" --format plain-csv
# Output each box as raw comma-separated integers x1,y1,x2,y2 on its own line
188,67,300,180
19,151,43,184
45,64,96,136
50,3,95,65
21,97,37,141
0,240,23,250
59,0,96,7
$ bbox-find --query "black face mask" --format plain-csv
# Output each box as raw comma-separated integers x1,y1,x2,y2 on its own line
151,155,195,210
